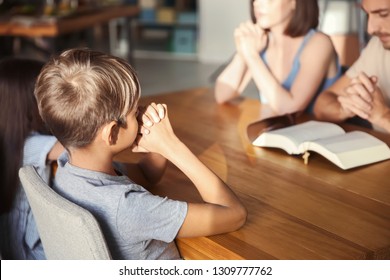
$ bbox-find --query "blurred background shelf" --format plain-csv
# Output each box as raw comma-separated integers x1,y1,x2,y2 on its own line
132,0,198,59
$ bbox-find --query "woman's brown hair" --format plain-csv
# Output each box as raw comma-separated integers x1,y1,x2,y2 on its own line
250,0,319,37
0,58,47,213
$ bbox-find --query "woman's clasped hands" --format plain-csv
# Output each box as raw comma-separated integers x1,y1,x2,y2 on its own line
234,20,267,57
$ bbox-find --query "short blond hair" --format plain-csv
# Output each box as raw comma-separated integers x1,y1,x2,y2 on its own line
35,48,140,148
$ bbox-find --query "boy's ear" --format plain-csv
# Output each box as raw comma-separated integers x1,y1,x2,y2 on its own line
101,121,118,146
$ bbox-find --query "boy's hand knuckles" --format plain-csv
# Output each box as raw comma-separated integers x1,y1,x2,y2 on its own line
141,127,150,135
146,108,161,122
146,106,157,114
156,104,165,116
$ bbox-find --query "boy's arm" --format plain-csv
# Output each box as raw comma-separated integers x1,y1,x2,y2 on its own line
122,153,167,188
137,153,167,185
137,106,247,237
127,103,168,186
170,141,247,237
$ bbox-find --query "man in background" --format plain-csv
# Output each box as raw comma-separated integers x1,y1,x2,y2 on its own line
314,0,390,133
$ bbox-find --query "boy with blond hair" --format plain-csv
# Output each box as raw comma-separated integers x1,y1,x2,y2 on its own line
34,48,247,259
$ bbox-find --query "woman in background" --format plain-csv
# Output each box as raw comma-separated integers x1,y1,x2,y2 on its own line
215,0,341,115
0,57,64,259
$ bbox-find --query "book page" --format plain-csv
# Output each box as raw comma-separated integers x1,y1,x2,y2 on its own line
303,131,390,169
252,121,345,154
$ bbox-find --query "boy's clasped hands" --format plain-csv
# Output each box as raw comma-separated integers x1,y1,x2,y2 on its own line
132,102,176,155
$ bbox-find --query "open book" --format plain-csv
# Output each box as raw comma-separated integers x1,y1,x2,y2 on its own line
250,120,390,170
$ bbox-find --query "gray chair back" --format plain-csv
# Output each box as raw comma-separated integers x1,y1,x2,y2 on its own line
19,165,111,260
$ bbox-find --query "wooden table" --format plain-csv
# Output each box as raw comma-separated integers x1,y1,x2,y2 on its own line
117,87,390,260
0,4,139,60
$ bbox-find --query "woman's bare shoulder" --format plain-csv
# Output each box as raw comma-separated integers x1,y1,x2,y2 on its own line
308,31,334,49
301,31,335,60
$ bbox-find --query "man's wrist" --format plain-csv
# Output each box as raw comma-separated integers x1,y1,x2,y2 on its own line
336,97,355,121
376,108,390,133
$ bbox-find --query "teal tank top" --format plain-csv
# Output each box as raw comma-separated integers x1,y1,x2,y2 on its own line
260,29,342,113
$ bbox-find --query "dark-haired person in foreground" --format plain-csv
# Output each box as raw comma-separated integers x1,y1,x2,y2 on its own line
0,58,64,259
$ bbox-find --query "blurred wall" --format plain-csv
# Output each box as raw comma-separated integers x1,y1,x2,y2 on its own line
198,0,249,63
